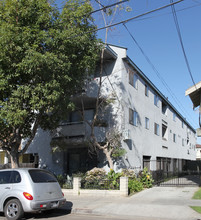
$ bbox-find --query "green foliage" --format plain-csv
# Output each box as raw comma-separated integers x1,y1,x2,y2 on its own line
107,169,121,188
56,174,73,189
112,148,126,159
192,187,201,200
190,206,201,214
56,174,66,187
128,178,144,193
139,167,154,188
0,0,100,165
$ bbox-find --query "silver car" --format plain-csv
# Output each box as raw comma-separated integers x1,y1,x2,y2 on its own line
0,168,66,220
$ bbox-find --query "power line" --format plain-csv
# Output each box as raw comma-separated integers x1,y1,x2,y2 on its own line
95,0,184,32
170,0,197,88
67,0,184,39
57,0,129,16
128,2,201,23
123,23,197,127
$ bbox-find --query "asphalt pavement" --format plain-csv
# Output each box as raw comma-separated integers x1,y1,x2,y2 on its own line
63,186,201,220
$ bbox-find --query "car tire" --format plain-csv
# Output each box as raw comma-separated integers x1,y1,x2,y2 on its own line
4,199,24,220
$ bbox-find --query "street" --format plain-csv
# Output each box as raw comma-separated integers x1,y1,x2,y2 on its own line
0,209,134,220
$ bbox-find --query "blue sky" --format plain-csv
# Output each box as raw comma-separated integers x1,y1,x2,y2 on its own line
56,0,201,144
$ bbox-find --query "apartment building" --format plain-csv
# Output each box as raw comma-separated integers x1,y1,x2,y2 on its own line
196,144,201,160
1,44,196,174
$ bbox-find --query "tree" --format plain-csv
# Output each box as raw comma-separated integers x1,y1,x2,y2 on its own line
0,0,100,168
82,0,130,170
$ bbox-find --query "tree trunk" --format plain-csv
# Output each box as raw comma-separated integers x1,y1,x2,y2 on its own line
103,148,114,170
9,147,20,168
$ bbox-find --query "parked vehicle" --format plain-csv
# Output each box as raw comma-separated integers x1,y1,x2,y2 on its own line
0,168,66,220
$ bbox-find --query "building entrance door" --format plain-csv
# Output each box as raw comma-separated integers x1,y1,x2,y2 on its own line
68,153,80,175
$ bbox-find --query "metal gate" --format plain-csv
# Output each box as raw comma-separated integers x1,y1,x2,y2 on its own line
153,171,201,187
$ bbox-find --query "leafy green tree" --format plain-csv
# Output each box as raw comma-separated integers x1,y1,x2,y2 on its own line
0,0,100,168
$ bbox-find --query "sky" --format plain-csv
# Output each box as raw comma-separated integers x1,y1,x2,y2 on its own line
56,0,201,144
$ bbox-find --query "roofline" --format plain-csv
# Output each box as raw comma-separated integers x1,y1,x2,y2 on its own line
123,56,196,133
107,43,128,50
104,45,118,60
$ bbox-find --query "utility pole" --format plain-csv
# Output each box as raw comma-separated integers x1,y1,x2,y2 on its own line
185,81,201,137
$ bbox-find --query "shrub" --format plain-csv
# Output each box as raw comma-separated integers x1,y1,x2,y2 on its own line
56,174,66,187
107,169,121,189
128,178,144,193
85,167,107,182
121,169,136,178
139,167,154,188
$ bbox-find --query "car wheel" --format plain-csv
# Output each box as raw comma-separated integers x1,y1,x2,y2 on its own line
4,199,24,220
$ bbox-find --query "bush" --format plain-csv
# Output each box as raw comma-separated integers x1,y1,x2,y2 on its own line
85,167,106,183
107,169,121,189
128,178,144,193
121,169,136,178
139,167,154,188
56,174,66,187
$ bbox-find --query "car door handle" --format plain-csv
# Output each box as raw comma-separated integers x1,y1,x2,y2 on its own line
5,187,10,189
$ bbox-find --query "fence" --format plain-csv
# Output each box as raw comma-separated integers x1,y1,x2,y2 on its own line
62,177,128,197
81,178,120,190
152,170,201,187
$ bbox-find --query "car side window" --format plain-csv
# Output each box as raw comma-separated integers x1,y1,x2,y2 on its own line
10,171,21,183
0,171,12,184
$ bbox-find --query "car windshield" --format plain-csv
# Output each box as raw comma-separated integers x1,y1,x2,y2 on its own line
29,170,57,183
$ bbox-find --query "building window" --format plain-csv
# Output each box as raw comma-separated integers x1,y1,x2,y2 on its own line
129,68,134,86
173,133,176,143
154,94,159,107
133,74,138,89
162,101,167,115
133,111,138,126
129,68,138,89
182,138,184,146
154,123,160,136
162,124,168,140
145,117,149,130
173,113,176,121
143,156,151,171
182,121,184,128
145,84,149,96
129,108,138,126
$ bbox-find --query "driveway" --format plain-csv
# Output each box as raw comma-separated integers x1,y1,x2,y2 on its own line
65,186,201,220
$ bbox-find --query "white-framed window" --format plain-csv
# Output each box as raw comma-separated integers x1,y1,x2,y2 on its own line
154,123,160,136
154,94,159,107
145,117,149,130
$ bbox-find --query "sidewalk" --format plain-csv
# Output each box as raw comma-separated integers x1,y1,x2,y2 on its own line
63,186,201,220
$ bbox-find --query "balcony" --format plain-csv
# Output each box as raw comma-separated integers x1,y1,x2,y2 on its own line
52,122,106,146
53,122,86,138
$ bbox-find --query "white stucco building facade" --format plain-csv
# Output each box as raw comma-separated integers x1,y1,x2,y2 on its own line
1,44,196,174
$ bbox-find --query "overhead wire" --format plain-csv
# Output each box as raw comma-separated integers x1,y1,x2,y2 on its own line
123,23,198,127
57,0,129,16
170,0,197,89
66,0,184,39
127,1,201,23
